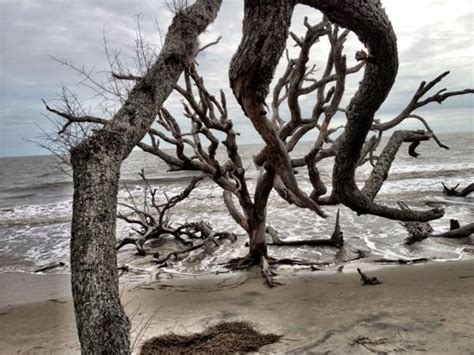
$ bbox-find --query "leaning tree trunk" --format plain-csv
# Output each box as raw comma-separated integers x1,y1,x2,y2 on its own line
70,150,130,353
229,0,326,219
68,2,222,353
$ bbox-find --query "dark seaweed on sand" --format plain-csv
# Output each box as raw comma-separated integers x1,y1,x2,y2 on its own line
140,321,281,354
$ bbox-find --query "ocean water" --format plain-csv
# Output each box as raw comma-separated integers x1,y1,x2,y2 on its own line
0,132,473,273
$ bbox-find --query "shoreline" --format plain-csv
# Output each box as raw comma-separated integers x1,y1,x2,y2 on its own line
1,259,473,353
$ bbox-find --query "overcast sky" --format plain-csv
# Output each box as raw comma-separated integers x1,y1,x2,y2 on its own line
0,0,472,157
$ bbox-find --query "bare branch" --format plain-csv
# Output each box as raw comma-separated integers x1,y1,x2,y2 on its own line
197,35,222,55
373,72,474,131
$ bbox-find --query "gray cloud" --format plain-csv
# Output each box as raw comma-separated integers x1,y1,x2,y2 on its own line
0,0,472,156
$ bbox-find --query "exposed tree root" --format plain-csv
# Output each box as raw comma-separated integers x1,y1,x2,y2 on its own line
442,182,474,197
225,248,368,287
225,255,258,270
260,256,279,287
224,254,277,287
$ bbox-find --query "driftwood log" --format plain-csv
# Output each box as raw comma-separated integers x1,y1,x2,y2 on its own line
401,201,474,244
442,182,474,197
430,222,474,239
34,261,66,273
267,209,343,248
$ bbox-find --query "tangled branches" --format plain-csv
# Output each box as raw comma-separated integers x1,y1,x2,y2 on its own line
116,171,236,257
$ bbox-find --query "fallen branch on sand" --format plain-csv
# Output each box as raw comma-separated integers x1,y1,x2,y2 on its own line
357,268,382,286
34,261,65,273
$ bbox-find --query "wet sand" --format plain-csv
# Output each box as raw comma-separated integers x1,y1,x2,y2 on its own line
1,260,473,354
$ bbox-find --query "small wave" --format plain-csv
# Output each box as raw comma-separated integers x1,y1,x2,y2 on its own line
0,216,71,227
0,180,72,193
0,201,72,227
4,193,36,200
388,167,474,181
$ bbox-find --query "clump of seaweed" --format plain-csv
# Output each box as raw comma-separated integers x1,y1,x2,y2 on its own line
140,321,281,354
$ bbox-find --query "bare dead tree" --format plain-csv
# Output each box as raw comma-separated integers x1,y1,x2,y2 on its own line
43,1,222,353
45,0,472,301
46,3,472,287
223,0,473,284
132,19,367,285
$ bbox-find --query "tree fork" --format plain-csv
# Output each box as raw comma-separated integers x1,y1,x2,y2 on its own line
229,0,326,219
298,0,443,222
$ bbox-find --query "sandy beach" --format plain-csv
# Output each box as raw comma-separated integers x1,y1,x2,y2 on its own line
1,260,473,354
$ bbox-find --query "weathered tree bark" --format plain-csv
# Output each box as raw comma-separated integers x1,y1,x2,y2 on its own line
298,0,443,222
401,202,473,244
247,169,275,263
362,130,431,200
68,2,221,353
450,219,460,230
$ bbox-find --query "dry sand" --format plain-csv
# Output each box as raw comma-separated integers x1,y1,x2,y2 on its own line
1,261,473,354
